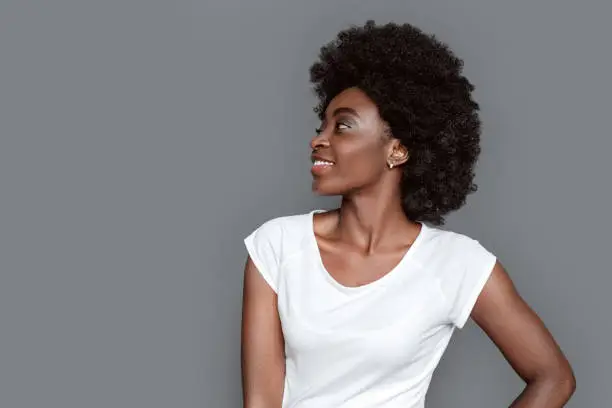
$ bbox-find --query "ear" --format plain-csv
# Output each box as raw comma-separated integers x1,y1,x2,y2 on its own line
387,140,410,168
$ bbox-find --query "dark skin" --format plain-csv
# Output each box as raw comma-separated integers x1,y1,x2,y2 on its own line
241,87,575,408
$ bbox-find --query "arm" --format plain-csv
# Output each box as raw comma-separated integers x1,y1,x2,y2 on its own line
241,256,286,408
471,261,576,407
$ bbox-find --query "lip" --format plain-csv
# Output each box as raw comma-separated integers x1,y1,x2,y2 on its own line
310,154,335,164
310,154,335,177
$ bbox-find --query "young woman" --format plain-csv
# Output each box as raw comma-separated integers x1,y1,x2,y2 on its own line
241,20,575,408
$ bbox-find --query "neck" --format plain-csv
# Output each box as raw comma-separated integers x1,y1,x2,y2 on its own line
336,180,420,254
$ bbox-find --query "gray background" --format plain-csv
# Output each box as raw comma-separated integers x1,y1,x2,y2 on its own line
0,0,609,407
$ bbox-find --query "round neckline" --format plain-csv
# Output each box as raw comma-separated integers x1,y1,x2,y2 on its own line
308,209,428,294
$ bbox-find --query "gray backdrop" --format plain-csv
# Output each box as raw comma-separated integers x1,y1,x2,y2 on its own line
1,0,609,407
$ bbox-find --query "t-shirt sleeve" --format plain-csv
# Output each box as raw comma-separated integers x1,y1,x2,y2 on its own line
243,217,284,293
447,237,497,329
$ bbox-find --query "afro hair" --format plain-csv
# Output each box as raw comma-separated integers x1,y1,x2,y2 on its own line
309,20,483,226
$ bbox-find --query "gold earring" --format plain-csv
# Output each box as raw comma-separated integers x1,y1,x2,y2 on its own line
387,161,394,169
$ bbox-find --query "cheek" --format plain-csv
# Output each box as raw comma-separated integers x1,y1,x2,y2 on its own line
313,144,385,194
339,143,386,180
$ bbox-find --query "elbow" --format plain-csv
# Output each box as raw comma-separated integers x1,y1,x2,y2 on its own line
553,361,576,399
555,369,576,400
551,375,576,403
532,363,576,401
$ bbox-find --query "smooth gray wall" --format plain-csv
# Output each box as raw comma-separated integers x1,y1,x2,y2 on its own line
0,0,609,407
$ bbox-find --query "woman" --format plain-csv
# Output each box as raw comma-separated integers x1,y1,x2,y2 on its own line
241,20,575,408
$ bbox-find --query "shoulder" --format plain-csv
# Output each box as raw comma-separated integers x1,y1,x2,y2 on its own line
243,210,314,293
418,224,497,287
247,211,312,238
419,224,488,261
244,210,314,256
422,225,498,328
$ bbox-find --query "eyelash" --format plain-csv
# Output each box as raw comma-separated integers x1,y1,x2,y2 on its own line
315,122,350,135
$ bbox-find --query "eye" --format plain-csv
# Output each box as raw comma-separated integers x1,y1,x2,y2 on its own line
315,120,351,135
335,122,351,132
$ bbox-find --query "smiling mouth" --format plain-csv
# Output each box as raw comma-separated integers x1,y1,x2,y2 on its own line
312,159,335,167
311,159,335,176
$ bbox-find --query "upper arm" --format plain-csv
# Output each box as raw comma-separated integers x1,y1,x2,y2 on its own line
471,261,575,387
241,256,285,407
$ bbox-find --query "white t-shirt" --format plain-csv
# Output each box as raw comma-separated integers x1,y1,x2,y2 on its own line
243,209,497,408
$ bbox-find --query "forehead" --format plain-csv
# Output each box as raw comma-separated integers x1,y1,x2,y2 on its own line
325,87,380,118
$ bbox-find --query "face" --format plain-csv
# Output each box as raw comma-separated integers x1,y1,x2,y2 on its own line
310,87,405,196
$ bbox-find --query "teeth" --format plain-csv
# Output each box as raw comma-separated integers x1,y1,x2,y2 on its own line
314,160,333,166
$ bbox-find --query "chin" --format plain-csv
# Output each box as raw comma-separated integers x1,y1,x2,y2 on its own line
311,179,346,196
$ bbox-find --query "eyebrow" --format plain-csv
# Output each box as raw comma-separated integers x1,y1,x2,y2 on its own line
331,107,360,118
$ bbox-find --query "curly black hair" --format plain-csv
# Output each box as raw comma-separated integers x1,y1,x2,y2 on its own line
309,20,482,226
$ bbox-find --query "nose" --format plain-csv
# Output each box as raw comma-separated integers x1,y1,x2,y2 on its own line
310,130,330,150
